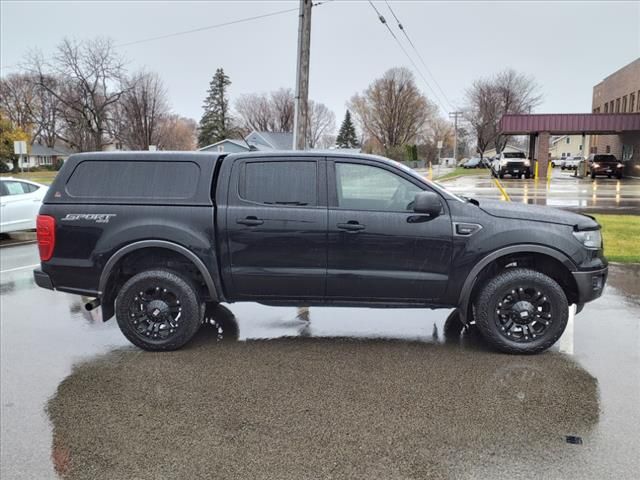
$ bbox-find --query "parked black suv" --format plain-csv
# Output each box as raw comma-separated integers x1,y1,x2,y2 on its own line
34,152,607,354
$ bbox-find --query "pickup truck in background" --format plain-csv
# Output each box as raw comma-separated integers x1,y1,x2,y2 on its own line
491,152,533,179
34,152,607,354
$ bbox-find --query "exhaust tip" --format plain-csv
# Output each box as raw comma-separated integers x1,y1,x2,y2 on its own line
85,299,101,311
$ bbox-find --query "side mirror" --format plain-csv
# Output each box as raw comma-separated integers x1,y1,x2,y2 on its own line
413,191,442,216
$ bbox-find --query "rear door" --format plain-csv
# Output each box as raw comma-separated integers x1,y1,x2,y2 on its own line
326,159,453,302
225,157,328,300
0,180,38,232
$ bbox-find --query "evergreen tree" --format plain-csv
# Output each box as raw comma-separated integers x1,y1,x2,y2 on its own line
198,68,233,147
335,110,359,148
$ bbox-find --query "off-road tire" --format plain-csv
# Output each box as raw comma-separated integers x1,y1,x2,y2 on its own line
116,269,202,351
475,268,568,354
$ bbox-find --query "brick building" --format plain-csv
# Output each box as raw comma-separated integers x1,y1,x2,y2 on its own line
591,58,640,173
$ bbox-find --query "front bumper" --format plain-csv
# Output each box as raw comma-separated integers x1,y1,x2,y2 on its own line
572,266,608,304
592,167,622,175
33,268,54,290
501,166,531,176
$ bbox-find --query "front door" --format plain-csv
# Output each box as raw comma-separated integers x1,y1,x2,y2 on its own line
225,157,327,300
326,160,453,302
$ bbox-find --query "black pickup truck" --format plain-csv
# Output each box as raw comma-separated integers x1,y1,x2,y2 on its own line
34,151,607,354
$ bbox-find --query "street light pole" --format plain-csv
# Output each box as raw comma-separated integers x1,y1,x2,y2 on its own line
449,111,463,163
292,0,312,150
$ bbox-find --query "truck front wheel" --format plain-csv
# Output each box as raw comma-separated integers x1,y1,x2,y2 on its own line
474,268,568,354
115,269,202,351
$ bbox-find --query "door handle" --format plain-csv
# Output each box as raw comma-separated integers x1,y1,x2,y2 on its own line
237,216,264,226
337,222,365,232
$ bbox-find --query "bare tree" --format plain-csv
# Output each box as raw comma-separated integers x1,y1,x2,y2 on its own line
306,100,335,149
235,88,296,133
464,69,542,158
0,73,63,148
115,71,169,150
235,93,273,132
270,88,294,132
348,67,437,153
27,37,127,152
157,114,197,151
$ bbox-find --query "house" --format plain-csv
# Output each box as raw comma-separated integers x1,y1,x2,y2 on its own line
16,142,74,169
199,131,294,153
549,135,589,159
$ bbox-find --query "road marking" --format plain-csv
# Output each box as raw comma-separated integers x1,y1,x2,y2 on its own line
492,178,511,201
0,240,37,248
558,304,575,355
0,263,40,274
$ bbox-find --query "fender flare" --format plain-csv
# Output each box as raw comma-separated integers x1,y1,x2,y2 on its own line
457,244,577,324
98,240,219,301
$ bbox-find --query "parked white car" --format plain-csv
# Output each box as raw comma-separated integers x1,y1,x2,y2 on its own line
561,156,582,170
0,178,48,234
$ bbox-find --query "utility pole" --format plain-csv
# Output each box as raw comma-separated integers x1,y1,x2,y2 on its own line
449,111,463,163
292,0,312,150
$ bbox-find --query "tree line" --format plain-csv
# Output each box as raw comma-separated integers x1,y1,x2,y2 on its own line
0,37,196,169
1,35,542,167
197,68,338,150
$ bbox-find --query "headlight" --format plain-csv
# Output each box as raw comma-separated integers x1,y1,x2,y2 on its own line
592,163,599,168
524,160,531,167
573,229,602,249
617,163,623,168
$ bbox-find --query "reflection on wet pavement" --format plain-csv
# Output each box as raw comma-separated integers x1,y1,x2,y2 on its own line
47,336,599,480
1,244,639,479
442,171,640,213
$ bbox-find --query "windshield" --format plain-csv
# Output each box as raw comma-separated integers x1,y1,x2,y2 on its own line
594,155,617,163
504,152,526,158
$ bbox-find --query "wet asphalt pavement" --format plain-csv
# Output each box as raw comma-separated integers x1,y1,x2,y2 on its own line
1,240,639,479
441,169,640,214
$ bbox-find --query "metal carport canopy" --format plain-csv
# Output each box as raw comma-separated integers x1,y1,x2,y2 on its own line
499,113,640,135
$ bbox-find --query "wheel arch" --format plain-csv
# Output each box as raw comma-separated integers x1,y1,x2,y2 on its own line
99,240,219,320
457,245,578,324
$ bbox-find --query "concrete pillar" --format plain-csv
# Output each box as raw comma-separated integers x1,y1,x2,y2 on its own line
536,131,551,179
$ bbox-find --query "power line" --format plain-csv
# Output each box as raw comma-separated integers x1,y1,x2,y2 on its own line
1,4,331,71
383,0,455,111
117,7,300,47
367,1,448,114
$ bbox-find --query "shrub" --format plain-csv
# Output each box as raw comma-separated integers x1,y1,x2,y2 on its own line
0,161,11,173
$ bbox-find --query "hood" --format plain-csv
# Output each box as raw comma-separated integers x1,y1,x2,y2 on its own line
478,199,598,230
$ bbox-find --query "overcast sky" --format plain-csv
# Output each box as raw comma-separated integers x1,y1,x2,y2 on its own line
2,0,639,128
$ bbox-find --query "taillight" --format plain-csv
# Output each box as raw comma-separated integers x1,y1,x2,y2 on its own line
36,215,56,262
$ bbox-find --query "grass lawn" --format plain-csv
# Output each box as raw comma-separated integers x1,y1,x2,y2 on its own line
1,171,59,185
434,167,490,181
592,214,640,263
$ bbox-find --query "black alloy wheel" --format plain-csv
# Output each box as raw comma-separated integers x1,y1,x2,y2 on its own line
116,269,202,351
494,286,552,342
475,268,569,354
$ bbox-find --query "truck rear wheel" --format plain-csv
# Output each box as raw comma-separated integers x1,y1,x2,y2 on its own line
115,269,202,351
474,268,568,354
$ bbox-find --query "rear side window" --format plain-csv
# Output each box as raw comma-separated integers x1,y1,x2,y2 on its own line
1,180,35,195
65,161,199,200
242,161,316,206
